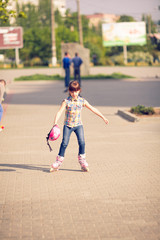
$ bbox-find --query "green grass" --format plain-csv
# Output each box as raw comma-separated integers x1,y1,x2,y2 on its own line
15,74,62,81
14,72,133,81
82,73,133,79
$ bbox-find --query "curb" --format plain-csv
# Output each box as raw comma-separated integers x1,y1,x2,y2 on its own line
117,109,140,122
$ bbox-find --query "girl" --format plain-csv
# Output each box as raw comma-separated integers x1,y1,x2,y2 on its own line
50,80,109,172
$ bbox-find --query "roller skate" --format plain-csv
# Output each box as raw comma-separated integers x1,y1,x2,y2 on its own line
50,155,64,172
0,125,4,132
78,154,89,172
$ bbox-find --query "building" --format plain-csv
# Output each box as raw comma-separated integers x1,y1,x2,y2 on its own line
86,13,120,28
54,0,66,16
8,0,39,9
9,0,66,16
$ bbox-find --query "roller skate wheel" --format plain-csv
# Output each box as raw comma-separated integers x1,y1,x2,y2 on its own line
50,167,59,172
81,167,89,172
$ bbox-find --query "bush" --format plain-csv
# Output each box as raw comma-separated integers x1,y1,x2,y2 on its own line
127,52,153,65
130,105,155,115
111,54,124,65
98,57,114,66
30,57,42,66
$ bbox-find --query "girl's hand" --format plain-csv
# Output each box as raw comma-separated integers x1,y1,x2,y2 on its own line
85,100,109,125
104,118,109,124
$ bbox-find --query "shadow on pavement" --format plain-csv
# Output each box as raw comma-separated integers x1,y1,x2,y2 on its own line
0,169,16,172
60,168,82,172
0,163,49,172
0,164,82,173
4,80,160,107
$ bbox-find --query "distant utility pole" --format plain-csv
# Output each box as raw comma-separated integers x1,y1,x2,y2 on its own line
77,0,83,46
147,14,151,34
51,0,57,66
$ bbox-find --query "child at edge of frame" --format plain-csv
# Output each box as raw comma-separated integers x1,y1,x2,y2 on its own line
50,80,109,172
0,79,6,132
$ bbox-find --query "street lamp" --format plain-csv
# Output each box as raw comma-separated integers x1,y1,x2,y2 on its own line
51,0,57,66
77,0,83,46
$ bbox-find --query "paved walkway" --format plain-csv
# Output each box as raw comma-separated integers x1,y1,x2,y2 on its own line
0,80,160,240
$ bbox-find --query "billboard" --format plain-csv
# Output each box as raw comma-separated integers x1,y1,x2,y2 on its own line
0,27,23,49
102,22,146,47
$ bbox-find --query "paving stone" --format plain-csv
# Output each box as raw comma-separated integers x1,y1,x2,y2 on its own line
0,80,160,240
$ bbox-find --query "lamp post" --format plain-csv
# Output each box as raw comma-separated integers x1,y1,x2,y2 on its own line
51,0,57,66
77,0,83,46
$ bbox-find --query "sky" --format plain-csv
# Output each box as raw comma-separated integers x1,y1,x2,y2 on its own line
66,0,160,21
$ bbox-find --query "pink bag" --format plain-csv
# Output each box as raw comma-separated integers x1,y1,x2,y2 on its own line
46,125,60,151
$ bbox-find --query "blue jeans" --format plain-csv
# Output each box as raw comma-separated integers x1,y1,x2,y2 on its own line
58,125,85,157
74,68,81,86
0,104,3,123
64,68,70,88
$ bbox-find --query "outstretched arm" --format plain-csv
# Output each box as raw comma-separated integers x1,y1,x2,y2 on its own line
85,100,109,125
53,100,66,125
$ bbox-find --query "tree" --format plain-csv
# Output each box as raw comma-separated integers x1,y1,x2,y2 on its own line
56,26,79,60
38,0,51,27
0,0,26,24
55,9,63,25
64,11,78,31
16,3,39,30
142,14,156,34
20,27,51,64
117,15,136,22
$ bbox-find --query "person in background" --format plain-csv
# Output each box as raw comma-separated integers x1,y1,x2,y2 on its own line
92,54,98,66
63,52,71,92
0,79,6,132
72,53,83,86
